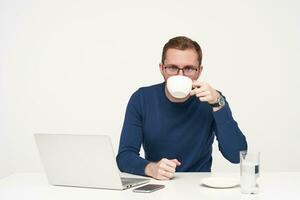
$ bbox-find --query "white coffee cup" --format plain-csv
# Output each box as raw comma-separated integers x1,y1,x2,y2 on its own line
166,75,193,99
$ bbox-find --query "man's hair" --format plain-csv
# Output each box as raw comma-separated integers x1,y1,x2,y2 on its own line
161,36,202,66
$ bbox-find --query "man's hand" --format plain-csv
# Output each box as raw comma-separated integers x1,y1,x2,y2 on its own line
190,81,220,104
190,81,223,111
144,158,181,180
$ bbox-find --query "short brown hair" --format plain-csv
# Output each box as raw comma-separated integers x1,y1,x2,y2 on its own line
161,36,202,66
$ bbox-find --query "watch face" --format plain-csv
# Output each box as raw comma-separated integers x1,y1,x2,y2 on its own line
219,96,225,106
210,95,225,107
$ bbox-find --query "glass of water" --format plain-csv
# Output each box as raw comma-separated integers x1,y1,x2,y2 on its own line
240,151,260,194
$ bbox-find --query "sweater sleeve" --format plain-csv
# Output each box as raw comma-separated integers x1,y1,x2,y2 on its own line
116,89,150,176
212,97,248,163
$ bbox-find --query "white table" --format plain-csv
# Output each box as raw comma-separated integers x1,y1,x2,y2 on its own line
0,172,299,200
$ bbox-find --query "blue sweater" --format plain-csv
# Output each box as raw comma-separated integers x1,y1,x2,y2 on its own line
116,82,247,176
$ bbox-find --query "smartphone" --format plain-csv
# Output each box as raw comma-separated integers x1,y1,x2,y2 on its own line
132,184,165,193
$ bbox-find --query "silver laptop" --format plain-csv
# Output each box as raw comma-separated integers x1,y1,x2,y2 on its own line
34,133,150,190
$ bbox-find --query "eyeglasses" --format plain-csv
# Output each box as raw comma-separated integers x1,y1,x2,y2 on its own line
163,65,198,76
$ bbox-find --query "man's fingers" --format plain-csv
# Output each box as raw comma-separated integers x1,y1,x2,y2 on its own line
190,82,217,103
153,158,182,180
171,159,181,166
195,91,210,97
161,163,176,173
190,86,208,95
158,169,174,179
162,159,177,168
162,158,181,167
157,174,171,180
192,81,208,88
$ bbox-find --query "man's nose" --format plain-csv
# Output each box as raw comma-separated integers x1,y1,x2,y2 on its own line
178,69,184,75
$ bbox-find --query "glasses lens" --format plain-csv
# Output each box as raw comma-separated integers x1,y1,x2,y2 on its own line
165,66,179,75
183,67,196,75
164,65,197,75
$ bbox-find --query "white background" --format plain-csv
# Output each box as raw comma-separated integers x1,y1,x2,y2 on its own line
1,0,299,179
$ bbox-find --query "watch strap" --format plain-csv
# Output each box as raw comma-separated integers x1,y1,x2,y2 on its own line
209,95,225,107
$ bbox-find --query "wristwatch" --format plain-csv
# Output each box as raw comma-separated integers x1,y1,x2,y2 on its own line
209,95,225,108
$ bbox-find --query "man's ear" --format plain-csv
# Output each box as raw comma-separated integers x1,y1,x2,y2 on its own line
196,65,203,79
159,63,164,75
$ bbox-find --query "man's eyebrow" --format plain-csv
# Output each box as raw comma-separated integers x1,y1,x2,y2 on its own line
165,64,197,68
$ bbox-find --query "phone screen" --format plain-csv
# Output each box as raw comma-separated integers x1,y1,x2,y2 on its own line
133,184,165,193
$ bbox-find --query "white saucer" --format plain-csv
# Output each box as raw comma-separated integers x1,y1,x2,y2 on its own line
201,177,239,188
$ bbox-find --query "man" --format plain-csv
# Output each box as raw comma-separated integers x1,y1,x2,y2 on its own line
116,36,247,180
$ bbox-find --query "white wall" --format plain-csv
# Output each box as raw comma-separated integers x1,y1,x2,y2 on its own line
1,0,299,177
0,62,13,178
